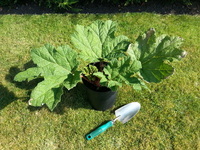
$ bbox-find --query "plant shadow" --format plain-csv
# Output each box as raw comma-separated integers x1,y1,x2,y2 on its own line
53,83,92,114
0,84,17,110
5,61,42,91
6,61,92,114
27,83,92,114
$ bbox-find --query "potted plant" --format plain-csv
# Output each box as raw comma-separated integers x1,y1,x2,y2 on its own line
14,20,186,111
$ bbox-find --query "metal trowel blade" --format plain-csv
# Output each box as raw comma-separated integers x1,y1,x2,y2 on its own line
115,102,141,124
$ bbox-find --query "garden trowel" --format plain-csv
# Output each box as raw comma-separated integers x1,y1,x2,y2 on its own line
86,102,141,140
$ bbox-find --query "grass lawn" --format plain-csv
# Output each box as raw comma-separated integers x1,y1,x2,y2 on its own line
0,13,199,150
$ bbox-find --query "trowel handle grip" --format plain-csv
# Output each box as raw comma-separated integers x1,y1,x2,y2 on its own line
86,121,114,140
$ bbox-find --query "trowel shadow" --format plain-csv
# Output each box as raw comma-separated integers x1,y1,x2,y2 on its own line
110,103,126,115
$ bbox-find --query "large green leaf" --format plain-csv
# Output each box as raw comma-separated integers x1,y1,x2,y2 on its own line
141,60,174,83
31,44,79,76
14,67,42,82
63,71,82,90
29,76,66,111
130,28,186,83
103,56,142,91
15,44,80,81
14,44,81,110
71,20,129,62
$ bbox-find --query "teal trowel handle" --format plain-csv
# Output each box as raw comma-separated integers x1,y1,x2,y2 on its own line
86,121,114,140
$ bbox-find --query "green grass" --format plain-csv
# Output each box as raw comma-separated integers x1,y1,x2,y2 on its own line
0,13,200,150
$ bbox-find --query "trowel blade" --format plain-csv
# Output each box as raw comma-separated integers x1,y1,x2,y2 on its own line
115,102,141,124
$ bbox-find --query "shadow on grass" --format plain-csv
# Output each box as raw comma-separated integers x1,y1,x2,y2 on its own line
5,61,41,90
0,85,17,110
6,62,92,114
1,61,38,110
26,83,92,114
53,83,92,115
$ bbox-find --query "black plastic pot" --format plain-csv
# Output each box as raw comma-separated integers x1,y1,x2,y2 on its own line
82,78,117,111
